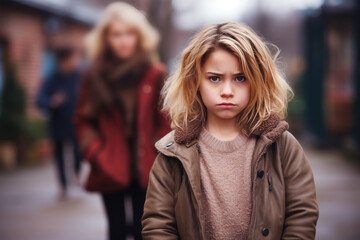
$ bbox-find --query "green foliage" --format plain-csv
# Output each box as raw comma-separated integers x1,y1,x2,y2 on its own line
287,95,305,118
0,66,27,141
25,118,48,140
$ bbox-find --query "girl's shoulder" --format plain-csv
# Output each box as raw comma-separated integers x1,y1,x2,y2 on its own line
155,130,177,155
154,129,196,164
275,130,310,169
277,130,303,151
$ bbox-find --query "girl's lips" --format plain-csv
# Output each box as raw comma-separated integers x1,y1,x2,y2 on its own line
217,103,235,108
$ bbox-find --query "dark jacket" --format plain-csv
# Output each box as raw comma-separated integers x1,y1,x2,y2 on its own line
37,69,80,140
142,115,319,239
73,63,171,192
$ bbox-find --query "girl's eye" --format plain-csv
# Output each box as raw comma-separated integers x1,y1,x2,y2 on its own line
209,76,220,82
235,75,246,82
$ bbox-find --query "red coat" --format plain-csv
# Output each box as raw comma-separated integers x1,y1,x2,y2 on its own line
74,63,171,192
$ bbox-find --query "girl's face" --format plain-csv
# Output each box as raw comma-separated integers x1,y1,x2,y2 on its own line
106,19,139,59
200,48,250,122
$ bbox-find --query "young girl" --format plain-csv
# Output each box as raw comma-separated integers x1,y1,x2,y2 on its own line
142,22,319,239
74,2,169,240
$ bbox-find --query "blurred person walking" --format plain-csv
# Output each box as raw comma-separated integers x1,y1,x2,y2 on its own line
73,2,170,240
36,47,82,197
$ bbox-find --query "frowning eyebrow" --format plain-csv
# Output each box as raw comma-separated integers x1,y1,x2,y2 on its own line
205,71,244,76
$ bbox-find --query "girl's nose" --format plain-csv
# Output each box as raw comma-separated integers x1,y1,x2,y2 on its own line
220,81,234,98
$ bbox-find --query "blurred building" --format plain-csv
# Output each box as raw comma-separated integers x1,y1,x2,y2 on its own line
0,0,94,118
0,0,173,118
303,0,360,149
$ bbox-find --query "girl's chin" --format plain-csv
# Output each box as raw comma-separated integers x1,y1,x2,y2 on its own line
214,113,239,120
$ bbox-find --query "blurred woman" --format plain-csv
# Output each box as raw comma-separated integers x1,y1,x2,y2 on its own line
73,2,170,240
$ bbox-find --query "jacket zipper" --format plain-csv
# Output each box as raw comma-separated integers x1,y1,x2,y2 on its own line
267,172,272,192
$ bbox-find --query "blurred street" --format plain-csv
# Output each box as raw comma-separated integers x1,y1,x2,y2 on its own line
0,162,106,240
308,147,360,240
0,146,359,240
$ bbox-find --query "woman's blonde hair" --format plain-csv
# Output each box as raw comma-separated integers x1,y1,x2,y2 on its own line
85,1,159,61
162,22,293,134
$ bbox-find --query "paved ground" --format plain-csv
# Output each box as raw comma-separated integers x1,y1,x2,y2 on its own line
307,147,360,240
0,163,106,240
0,147,359,240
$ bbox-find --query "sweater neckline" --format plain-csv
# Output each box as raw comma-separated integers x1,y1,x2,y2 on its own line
198,127,249,153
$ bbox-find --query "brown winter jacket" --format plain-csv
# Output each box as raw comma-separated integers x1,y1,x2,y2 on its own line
142,115,319,239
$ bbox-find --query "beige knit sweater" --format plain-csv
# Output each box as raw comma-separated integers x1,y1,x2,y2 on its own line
199,127,256,240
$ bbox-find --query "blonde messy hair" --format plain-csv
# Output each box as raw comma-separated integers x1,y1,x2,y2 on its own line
162,22,293,135
85,2,159,62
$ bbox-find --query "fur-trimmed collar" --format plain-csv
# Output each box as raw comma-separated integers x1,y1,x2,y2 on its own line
174,114,289,144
